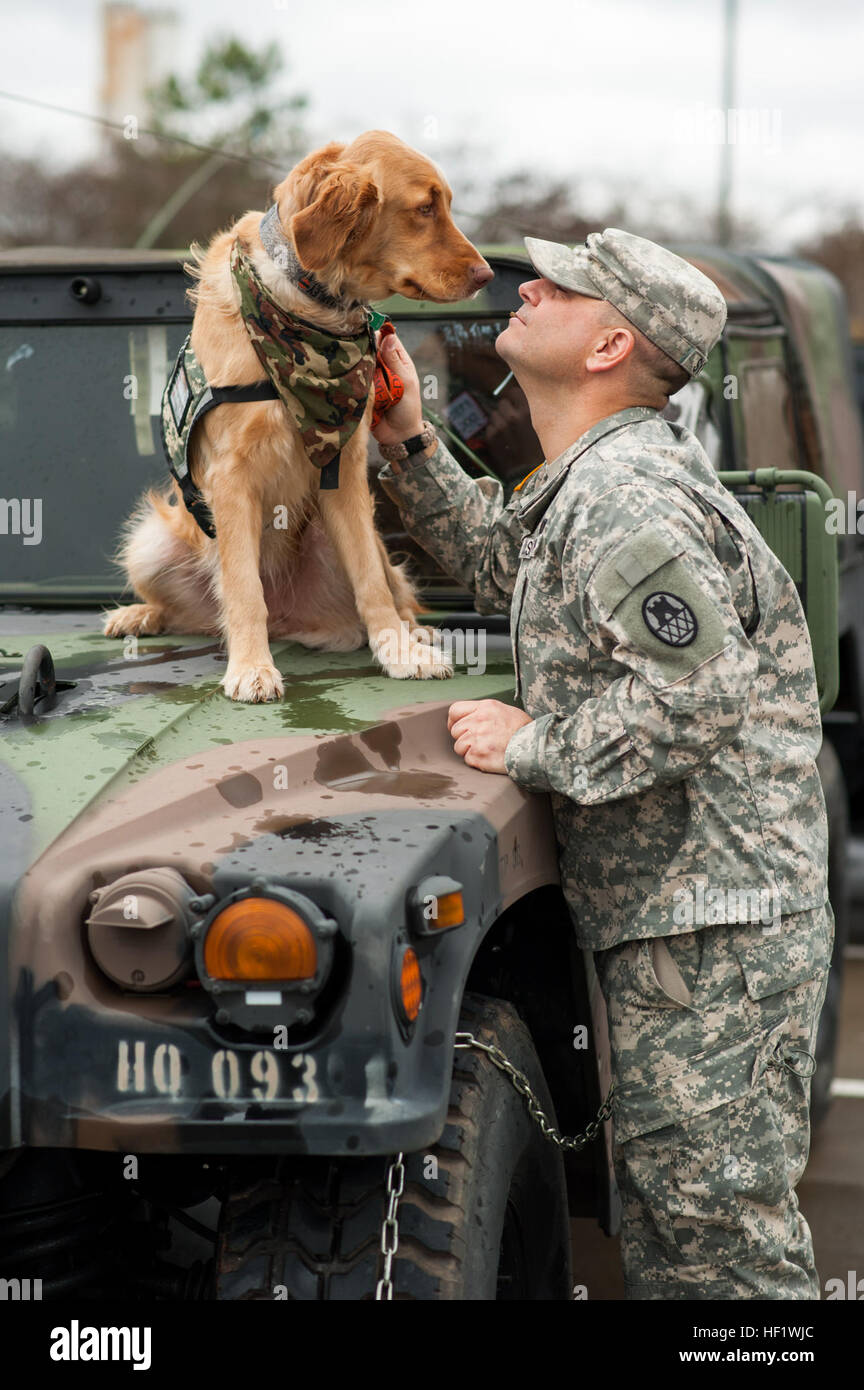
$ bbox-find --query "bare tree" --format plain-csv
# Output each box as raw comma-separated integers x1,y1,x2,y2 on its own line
799,220,864,338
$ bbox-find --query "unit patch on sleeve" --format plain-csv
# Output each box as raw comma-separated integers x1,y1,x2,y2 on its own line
641,591,698,647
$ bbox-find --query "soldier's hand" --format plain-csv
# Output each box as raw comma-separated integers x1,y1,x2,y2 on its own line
371,330,425,446
447,699,532,774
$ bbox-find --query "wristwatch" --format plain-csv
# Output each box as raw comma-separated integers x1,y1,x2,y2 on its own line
377,422,437,470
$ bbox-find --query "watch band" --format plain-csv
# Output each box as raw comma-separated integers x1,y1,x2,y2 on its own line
377,421,437,468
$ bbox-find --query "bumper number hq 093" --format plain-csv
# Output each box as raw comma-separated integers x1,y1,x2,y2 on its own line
115,1040,318,1103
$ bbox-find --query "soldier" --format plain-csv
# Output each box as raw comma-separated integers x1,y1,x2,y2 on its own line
372,228,834,1301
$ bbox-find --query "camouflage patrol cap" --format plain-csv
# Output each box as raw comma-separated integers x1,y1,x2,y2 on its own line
523,227,727,376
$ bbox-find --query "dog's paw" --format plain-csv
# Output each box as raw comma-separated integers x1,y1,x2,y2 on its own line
374,639,454,680
222,663,284,703
415,645,454,679
102,603,164,638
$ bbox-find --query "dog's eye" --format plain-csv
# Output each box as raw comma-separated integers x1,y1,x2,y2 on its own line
416,203,434,216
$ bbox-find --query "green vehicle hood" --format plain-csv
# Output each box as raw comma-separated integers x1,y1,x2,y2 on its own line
0,611,515,872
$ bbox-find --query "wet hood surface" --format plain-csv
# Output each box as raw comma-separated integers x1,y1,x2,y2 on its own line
0,610,516,874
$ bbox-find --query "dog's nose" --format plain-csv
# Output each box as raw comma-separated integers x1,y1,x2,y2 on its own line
470,262,494,287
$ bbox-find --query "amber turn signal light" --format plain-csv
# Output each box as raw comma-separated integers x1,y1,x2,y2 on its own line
399,947,423,1022
409,876,466,936
428,890,464,929
204,897,317,981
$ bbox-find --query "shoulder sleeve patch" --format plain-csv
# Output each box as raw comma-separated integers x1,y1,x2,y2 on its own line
587,519,686,620
585,518,739,683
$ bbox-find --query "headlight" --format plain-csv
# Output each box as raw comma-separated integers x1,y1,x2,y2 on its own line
204,898,318,981
86,867,199,991
196,883,337,1034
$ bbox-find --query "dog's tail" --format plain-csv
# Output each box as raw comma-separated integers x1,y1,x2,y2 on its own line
183,240,208,309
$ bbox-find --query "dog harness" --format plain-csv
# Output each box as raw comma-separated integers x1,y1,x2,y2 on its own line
160,214,396,538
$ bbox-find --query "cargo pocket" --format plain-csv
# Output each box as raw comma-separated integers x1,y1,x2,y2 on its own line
666,1079,794,1268
601,928,761,1143
731,908,832,1002
611,1026,772,1142
663,1000,815,1286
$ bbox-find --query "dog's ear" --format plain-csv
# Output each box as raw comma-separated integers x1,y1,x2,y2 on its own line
290,164,381,270
274,140,347,214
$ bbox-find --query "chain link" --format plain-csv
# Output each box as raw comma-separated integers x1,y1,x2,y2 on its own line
374,1030,616,1295
374,1152,405,1301
454,1031,616,1151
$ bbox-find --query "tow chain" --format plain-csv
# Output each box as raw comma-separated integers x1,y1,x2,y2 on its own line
374,1152,405,1301
374,1031,615,1299
453,1031,616,1150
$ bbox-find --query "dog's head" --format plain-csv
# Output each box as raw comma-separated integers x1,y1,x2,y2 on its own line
274,131,492,304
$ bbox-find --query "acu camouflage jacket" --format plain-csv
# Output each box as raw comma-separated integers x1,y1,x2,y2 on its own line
378,405,829,950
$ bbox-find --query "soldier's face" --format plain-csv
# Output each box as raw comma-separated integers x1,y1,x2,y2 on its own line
497,277,609,385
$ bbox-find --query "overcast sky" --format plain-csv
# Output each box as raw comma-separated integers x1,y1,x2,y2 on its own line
1,0,862,249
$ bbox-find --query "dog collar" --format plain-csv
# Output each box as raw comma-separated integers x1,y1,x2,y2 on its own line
259,204,368,316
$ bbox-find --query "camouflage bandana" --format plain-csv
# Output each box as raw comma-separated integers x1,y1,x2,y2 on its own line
229,238,376,472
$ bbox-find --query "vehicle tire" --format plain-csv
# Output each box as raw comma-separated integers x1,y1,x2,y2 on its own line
811,738,850,1130
212,992,572,1300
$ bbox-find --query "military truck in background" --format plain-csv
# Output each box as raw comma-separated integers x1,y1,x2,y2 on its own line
0,242,860,1299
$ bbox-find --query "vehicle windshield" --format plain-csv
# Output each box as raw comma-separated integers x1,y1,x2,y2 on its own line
0,263,544,605
1,322,189,601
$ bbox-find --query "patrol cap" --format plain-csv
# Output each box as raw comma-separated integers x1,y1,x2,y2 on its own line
523,228,727,377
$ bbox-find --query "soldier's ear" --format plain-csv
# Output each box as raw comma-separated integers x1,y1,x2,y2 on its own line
290,164,382,270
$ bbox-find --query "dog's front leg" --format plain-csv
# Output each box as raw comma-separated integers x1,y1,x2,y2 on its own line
209,469,284,703
318,444,452,679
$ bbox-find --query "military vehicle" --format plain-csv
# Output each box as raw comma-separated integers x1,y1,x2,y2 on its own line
0,242,860,1300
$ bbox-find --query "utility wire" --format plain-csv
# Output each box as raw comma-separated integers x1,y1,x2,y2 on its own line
0,86,585,241
0,87,284,171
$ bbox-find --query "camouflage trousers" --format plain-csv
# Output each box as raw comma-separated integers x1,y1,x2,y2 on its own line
593,903,834,1300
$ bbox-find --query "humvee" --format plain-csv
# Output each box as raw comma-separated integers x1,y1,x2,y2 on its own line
0,242,860,1300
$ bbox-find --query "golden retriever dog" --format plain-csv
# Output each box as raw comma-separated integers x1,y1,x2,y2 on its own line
103,131,493,701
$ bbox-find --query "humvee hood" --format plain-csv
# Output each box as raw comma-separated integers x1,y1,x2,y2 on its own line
0,615,515,875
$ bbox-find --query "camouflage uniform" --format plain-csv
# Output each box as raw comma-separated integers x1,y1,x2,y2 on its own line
377,228,832,1299
595,905,832,1299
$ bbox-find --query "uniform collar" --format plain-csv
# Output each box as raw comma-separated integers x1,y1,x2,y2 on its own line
515,405,660,533
549,405,661,473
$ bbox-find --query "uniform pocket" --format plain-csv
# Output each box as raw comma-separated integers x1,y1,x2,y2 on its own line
652,933,704,1007
666,1080,793,1265
732,907,831,1002
598,936,695,1014
611,1025,771,1141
